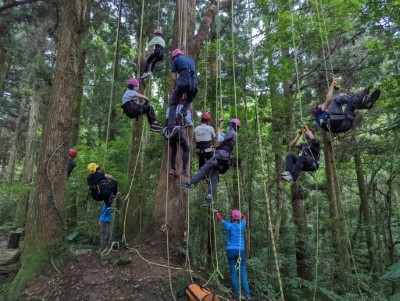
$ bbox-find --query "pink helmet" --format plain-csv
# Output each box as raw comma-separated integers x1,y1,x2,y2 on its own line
171,48,183,58
127,78,139,87
154,28,162,35
231,210,242,221
230,118,241,127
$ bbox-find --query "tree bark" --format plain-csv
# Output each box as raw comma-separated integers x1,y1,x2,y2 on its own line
352,130,378,282
8,0,88,298
7,95,27,183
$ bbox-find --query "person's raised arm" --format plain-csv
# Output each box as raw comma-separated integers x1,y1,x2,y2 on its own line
320,80,338,112
213,209,224,222
104,173,115,180
303,124,315,140
290,130,303,148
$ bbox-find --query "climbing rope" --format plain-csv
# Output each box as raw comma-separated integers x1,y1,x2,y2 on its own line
103,0,122,170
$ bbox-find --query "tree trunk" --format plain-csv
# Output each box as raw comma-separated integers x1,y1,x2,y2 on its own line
352,131,378,282
8,1,88,298
7,95,28,183
291,182,312,282
151,0,234,245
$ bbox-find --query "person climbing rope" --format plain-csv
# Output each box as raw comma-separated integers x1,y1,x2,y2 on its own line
67,148,77,178
213,209,251,301
194,112,215,169
166,49,198,135
87,163,120,208
140,28,165,79
163,108,190,177
281,125,320,184
121,78,163,132
179,118,240,206
311,80,381,133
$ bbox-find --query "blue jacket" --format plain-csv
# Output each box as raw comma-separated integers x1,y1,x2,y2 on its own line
99,203,111,223
222,220,246,251
171,56,196,86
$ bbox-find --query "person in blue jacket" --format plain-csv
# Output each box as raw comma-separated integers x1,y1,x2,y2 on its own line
99,203,113,252
213,209,251,301
166,49,198,134
179,118,240,206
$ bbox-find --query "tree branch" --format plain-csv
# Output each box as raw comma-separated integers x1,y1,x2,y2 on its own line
0,0,40,13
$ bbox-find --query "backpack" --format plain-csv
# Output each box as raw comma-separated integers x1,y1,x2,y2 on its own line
178,283,220,301
89,180,112,202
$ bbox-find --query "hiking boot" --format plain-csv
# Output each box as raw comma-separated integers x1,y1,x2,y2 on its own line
363,89,381,108
169,169,178,176
201,195,214,207
181,169,189,177
281,171,290,176
140,72,149,79
150,123,162,132
179,182,193,190
282,172,294,184
107,207,118,212
362,86,371,96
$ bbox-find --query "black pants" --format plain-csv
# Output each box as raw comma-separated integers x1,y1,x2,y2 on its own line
103,179,118,208
144,46,164,72
121,101,157,125
169,127,189,171
285,154,316,181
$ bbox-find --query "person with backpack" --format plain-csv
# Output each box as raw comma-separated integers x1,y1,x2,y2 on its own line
87,163,119,208
140,28,165,79
67,148,77,178
121,78,162,132
311,80,381,133
194,112,215,169
213,209,251,301
166,49,198,135
163,110,190,177
179,118,240,206
281,125,320,184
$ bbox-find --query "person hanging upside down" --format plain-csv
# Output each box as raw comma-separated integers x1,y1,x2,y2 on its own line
281,125,320,184
194,112,216,169
179,118,240,206
121,78,162,132
166,49,198,134
164,107,190,177
311,80,381,133
140,28,165,79
213,209,251,301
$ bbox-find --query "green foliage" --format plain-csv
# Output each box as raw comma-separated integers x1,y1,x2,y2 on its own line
383,262,400,281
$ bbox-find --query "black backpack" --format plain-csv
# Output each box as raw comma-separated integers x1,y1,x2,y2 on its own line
89,180,112,202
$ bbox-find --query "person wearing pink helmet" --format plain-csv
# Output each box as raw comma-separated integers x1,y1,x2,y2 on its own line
67,148,78,178
194,112,216,169
121,78,162,132
166,48,198,135
213,208,251,301
141,28,166,79
180,118,240,206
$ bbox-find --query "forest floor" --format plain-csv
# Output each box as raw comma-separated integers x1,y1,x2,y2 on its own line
0,228,239,301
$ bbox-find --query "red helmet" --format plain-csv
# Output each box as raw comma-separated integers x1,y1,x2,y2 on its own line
201,112,212,121
231,210,242,221
127,78,139,87
69,149,77,157
171,48,183,58
154,28,162,35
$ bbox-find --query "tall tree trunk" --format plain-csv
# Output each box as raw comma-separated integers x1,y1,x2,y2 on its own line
7,95,28,183
152,0,233,244
8,1,88,298
291,182,312,282
352,131,377,282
